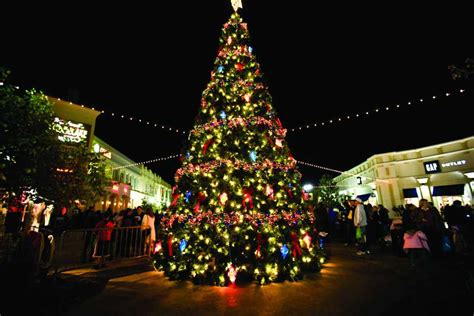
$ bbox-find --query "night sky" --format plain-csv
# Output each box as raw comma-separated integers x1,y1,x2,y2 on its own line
1,1,473,185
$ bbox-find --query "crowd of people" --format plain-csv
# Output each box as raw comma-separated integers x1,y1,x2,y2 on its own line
0,201,158,269
313,198,474,266
2,196,473,269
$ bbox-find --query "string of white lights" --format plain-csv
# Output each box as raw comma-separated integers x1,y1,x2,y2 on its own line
48,96,187,135
296,160,389,184
111,154,376,184
111,154,181,170
296,160,349,175
288,89,466,132
7,83,467,136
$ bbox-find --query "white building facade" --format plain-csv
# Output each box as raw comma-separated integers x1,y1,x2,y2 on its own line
92,137,172,212
334,136,474,210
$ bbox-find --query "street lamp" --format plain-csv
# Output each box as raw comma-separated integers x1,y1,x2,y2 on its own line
303,183,314,192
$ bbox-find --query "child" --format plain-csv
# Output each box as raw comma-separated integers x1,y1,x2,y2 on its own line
92,213,114,268
403,230,430,267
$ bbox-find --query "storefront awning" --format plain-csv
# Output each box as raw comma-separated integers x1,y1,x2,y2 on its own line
432,184,465,196
403,188,418,198
356,193,372,201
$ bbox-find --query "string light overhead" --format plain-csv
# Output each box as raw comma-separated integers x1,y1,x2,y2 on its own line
8,85,467,136
47,96,187,135
296,160,389,183
111,154,181,170
288,89,466,132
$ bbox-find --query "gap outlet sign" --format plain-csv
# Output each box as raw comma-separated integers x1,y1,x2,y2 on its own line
424,160,441,174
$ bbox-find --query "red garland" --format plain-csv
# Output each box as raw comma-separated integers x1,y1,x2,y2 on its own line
168,234,173,256
290,232,302,258
202,138,214,155
265,103,272,113
194,192,206,213
276,118,283,129
242,187,254,209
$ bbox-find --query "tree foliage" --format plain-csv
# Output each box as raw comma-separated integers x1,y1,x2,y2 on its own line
314,174,339,207
0,68,108,207
0,68,57,191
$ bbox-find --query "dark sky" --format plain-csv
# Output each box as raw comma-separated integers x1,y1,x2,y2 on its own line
1,1,473,185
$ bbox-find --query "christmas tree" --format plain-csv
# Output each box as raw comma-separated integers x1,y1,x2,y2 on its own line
154,8,325,286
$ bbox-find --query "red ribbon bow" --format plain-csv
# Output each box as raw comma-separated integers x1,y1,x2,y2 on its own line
168,234,173,257
291,232,302,258
194,192,206,213
242,188,254,209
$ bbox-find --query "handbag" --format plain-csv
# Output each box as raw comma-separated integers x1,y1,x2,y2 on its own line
356,227,362,240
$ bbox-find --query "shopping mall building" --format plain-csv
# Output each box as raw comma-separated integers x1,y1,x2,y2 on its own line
49,97,172,212
334,136,474,210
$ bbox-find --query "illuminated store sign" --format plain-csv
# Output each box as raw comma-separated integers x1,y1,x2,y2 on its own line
53,117,88,143
424,160,441,174
442,160,466,168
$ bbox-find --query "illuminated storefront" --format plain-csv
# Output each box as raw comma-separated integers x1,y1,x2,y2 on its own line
49,96,171,211
335,136,474,210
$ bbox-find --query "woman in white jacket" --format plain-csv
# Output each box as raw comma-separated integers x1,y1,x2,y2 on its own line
141,208,156,254
353,198,369,255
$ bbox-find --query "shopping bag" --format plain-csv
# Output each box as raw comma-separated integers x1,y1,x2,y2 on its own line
442,234,453,253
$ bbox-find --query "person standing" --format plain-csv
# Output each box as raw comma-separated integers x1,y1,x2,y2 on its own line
92,213,114,268
141,208,156,255
353,198,369,255
419,199,444,259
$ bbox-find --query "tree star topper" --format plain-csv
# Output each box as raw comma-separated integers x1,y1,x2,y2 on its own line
231,0,243,12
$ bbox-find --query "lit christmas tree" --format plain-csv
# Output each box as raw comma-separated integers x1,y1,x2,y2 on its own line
154,4,325,286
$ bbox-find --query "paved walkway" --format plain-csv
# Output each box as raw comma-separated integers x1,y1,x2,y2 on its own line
61,242,472,316
3,242,471,315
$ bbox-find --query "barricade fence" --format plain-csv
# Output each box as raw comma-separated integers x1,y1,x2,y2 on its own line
52,225,152,273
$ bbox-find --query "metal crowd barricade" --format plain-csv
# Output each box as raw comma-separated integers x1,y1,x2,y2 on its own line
52,225,152,273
